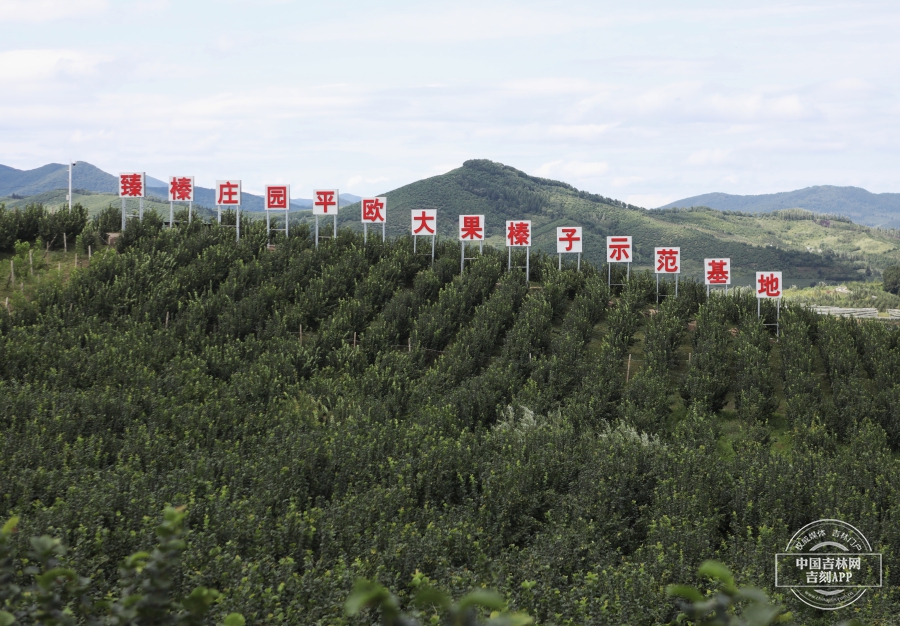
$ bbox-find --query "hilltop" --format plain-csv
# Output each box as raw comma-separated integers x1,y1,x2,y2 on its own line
660,185,900,228
324,159,900,283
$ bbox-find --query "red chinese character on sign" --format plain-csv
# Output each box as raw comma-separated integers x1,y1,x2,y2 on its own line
121,174,143,197
608,237,630,261
315,190,337,213
218,181,239,205
267,186,288,209
169,177,192,201
656,248,679,272
707,260,729,284
758,273,781,297
413,210,435,234
362,198,384,222
507,221,531,246
461,216,483,240
559,228,580,251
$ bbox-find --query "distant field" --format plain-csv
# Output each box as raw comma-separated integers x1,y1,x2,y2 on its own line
783,280,900,311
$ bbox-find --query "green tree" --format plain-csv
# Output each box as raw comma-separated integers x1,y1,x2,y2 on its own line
882,265,900,294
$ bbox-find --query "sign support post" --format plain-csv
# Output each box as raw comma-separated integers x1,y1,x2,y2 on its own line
557,227,583,271
118,172,145,232
167,177,196,229
654,247,681,303
412,209,437,264
704,258,732,298
756,271,783,336
506,220,532,283
264,185,290,243
361,197,387,246
606,236,633,289
215,179,242,240
459,215,485,275
313,189,340,248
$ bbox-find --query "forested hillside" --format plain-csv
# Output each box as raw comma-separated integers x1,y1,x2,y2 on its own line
1,215,900,623
326,160,899,283
660,185,900,229
6,159,900,284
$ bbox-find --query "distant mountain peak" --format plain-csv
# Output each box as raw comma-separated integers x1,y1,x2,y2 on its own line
659,185,900,228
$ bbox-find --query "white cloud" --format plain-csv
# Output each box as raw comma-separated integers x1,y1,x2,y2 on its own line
686,148,731,166
625,194,676,209
611,176,643,187
345,175,389,190
0,0,106,22
305,6,608,43
534,160,609,179
0,49,111,82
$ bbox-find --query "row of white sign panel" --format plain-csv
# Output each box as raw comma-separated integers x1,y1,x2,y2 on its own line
117,174,783,297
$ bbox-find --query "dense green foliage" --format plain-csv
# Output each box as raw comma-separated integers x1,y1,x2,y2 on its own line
882,266,900,295
0,202,87,252
0,508,244,625
2,218,900,623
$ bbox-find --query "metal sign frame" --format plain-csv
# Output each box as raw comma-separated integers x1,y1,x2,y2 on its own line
313,189,340,248
216,179,242,241
704,258,732,298
459,214,485,274
119,172,145,231
606,235,632,288
265,184,291,242
756,271,783,336
412,209,437,264
654,246,681,302
506,220,532,283
556,226,582,271
361,197,387,244
168,176,195,228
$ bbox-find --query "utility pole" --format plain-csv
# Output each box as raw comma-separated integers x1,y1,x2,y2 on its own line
68,160,76,211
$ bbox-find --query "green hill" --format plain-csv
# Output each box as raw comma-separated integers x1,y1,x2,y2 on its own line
0,161,165,197
8,159,900,285
660,185,900,228
315,159,899,284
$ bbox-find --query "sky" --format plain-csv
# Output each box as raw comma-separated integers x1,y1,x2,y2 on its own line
1,0,899,206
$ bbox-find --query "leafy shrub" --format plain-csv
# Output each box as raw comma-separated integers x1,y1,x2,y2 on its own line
884,265,900,295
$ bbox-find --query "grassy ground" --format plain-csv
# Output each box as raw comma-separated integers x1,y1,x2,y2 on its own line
654,208,900,269
783,280,900,311
0,245,97,307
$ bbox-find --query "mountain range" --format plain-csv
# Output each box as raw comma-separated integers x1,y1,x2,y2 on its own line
0,162,360,211
660,186,900,228
313,159,900,283
4,159,900,283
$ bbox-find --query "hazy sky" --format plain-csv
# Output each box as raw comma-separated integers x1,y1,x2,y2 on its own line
1,0,899,206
